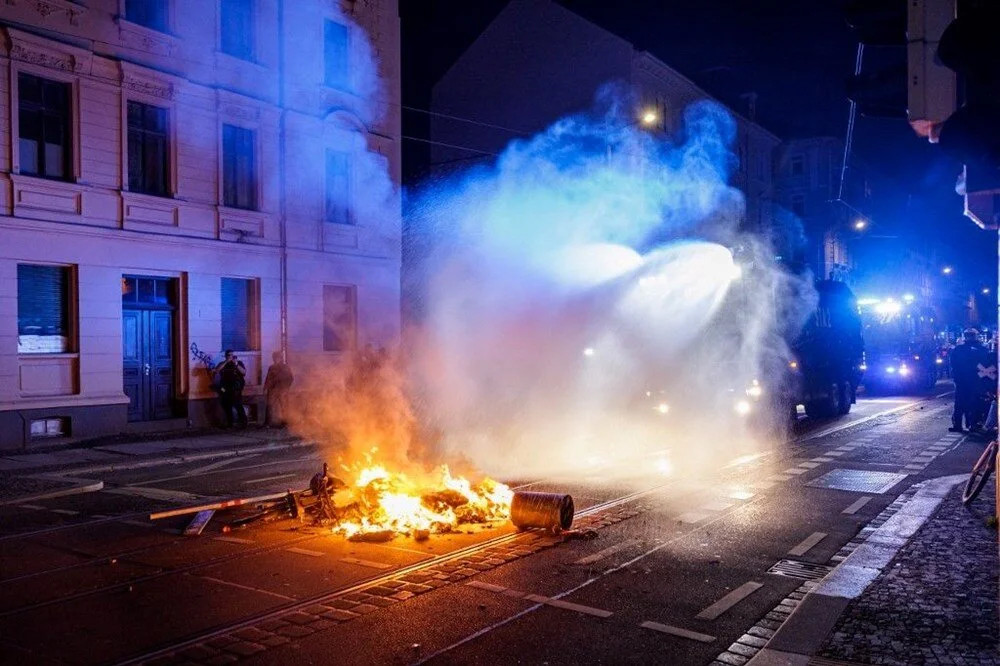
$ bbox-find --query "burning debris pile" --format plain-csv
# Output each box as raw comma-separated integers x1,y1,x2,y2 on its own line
329,458,513,540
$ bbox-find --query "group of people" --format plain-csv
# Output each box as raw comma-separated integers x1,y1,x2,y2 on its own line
214,350,294,429
949,328,998,434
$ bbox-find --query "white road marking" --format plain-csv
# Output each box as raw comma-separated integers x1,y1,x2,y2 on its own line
797,400,918,441
783,468,808,475
50,509,79,515
243,474,297,485
826,451,845,457
842,497,872,514
574,539,641,565
695,581,764,620
700,499,735,512
523,594,613,618
340,556,392,570
212,536,253,545
17,504,45,510
640,620,715,643
811,457,834,463
797,462,820,469
106,487,204,502
677,512,710,524
727,489,755,500
184,455,258,477
788,532,827,557
198,575,295,601
285,547,324,557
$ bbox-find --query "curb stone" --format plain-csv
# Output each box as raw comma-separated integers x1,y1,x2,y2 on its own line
745,474,967,666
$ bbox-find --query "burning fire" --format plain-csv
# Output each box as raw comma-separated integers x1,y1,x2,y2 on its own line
333,453,513,539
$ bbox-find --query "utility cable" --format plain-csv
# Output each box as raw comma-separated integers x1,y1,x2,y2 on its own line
838,43,864,203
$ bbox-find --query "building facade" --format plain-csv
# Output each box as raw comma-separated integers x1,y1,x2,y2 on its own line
0,0,401,450
773,137,874,281
428,0,780,235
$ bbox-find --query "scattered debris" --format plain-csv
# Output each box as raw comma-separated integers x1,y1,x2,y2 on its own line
184,510,215,536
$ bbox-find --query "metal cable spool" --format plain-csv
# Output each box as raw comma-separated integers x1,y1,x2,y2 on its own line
510,491,574,531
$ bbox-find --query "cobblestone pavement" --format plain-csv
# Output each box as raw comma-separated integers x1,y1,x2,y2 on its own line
820,482,999,665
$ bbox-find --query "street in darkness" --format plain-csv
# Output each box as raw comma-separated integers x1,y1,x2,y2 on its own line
1,0,999,664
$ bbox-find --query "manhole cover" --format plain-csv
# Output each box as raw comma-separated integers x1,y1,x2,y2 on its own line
805,468,906,494
767,559,834,580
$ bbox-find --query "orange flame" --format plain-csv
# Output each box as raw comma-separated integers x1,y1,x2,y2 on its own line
333,461,513,538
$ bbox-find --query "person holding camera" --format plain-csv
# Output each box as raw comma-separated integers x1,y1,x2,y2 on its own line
214,349,247,428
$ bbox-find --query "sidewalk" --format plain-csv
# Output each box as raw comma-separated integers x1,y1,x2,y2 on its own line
818,480,998,665
0,427,309,504
749,476,999,665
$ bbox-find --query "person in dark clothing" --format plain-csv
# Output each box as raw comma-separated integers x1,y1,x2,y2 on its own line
263,351,293,427
950,329,988,432
215,349,247,427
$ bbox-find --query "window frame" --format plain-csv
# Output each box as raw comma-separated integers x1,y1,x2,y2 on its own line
220,276,260,352
15,72,74,182
123,0,171,33
219,0,256,61
126,100,171,197
16,262,78,355
221,123,259,211
322,284,357,353
325,149,352,225
789,154,805,176
323,19,350,90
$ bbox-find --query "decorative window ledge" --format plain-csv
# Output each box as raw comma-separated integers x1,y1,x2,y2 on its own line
115,18,178,58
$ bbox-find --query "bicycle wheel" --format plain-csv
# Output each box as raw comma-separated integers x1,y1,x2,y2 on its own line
962,441,997,505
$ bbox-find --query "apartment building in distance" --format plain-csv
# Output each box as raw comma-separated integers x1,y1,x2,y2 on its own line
0,0,401,450
429,0,781,237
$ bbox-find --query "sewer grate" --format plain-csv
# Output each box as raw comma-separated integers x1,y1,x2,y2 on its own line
805,468,907,494
767,559,835,581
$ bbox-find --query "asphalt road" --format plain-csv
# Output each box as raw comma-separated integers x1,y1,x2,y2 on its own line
0,387,984,666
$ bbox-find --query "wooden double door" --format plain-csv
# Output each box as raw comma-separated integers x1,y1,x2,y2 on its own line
122,276,176,422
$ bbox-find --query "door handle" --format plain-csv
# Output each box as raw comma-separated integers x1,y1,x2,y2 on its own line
143,363,150,376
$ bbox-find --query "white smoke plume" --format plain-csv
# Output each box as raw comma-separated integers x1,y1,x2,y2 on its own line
404,93,809,480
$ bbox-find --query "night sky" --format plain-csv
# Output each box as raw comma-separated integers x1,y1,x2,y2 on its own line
399,0,996,313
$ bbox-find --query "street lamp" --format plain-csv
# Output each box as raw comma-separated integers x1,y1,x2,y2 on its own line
640,109,658,127
942,266,953,275
853,218,868,231
983,287,991,295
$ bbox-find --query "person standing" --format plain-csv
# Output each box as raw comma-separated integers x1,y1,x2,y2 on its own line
950,328,987,432
215,349,247,428
263,351,294,427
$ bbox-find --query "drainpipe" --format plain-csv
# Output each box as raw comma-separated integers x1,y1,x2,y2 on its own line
277,0,288,362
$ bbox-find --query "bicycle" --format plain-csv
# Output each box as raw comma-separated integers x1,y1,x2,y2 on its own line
962,438,998,504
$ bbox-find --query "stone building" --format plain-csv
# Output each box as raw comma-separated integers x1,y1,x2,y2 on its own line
0,0,401,449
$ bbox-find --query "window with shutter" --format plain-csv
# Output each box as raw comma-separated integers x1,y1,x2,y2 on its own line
18,264,72,354
221,278,256,351
323,285,356,352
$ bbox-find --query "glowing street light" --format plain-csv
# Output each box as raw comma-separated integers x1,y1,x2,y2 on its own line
583,347,595,357
640,109,658,126
942,266,953,275
902,293,915,303
983,287,991,295
853,219,868,231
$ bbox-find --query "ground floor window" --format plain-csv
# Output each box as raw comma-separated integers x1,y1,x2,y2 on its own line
17,264,72,353
323,284,356,352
